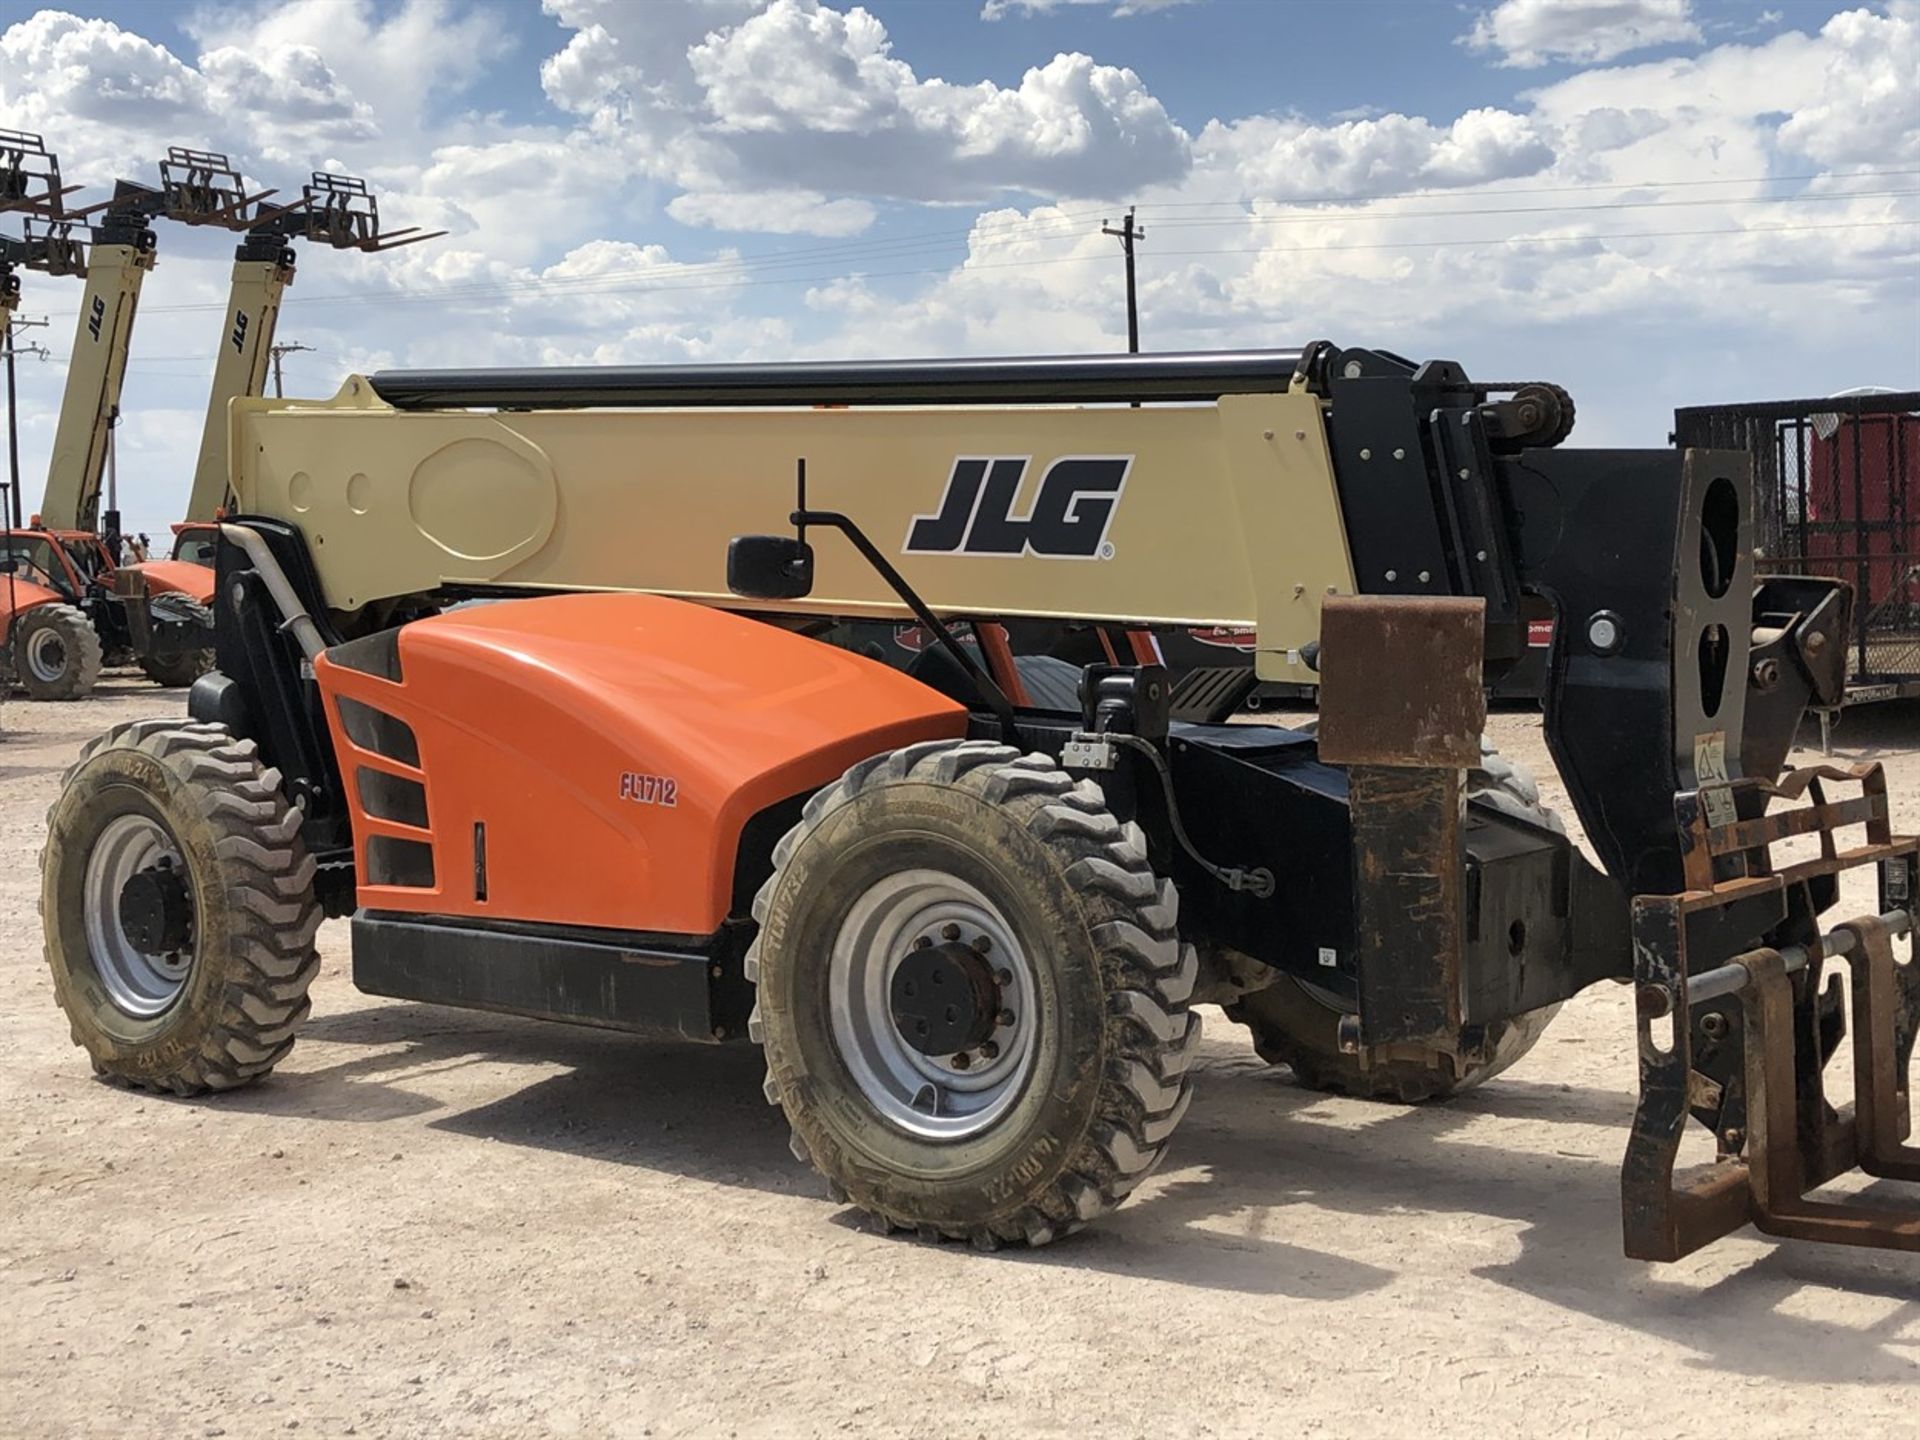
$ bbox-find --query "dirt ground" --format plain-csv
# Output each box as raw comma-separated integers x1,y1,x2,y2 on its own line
4,680,1919,1440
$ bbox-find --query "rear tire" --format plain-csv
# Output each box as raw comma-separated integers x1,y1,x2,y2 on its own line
747,739,1201,1246
14,603,103,701
1011,654,1085,712
1226,735,1564,1102
137,597,215,688
40,720,322,1093
1227,979,1559,1103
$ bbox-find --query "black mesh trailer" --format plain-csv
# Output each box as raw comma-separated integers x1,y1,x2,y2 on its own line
1675,391,1920,745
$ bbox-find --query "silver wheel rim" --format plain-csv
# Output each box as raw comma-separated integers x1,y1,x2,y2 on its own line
26,625,69,684
829,869,1039,1142
83,815,194,1018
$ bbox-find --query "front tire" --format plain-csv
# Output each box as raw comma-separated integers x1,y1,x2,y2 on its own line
40,720,322,1093
14,603,103,700
748,739,1201,1247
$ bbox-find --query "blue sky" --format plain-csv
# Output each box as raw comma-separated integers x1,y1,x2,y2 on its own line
1,0,1915,533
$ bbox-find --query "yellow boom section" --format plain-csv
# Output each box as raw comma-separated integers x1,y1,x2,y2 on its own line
230,376,1356,683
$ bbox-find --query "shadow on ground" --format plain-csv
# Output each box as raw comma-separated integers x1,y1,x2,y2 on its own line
1797,698,1920,761
179,996,1920,1384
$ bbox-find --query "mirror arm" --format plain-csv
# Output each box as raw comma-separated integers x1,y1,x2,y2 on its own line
792,505,1022,742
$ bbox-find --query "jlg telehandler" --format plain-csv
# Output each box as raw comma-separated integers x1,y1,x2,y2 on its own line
0,525,210,699
0,142,259,697
4,143,437,699
39,346,1920,1260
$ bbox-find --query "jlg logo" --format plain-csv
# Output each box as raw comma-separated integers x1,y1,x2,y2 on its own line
85,296,106,342
230,311,250,354
905,455,1130,560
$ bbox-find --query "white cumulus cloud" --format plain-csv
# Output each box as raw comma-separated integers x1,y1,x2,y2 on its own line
1464,0,1703,68
544,0,1192,203
668,189,877,236
1198,108,1556,201
980,0,1195,17
1775,2,1920,167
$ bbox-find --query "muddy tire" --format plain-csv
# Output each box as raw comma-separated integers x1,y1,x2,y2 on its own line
40,720,322,1093
1226,737,1564,1103
13,603,103,701
747,739,1201,1247
137,597,215,688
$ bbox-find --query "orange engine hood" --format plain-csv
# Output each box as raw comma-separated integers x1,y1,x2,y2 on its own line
0,576,72,635
314,592,970,934
125,559,215,604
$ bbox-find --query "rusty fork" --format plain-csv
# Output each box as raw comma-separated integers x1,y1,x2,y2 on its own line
1624,759,1920,1259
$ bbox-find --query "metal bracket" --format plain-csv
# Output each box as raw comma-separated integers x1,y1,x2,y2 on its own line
0,129,75,217
262,171,444,253
1062,734,1117,771
1317,594,1486,1049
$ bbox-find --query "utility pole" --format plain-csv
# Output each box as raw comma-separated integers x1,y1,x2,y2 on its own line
268,339,313,398
4,312,49,529
1101,206,1144,354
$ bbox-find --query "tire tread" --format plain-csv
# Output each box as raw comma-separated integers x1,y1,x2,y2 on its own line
746,739,1199,1248
41,720,321,1094
15,603,103,701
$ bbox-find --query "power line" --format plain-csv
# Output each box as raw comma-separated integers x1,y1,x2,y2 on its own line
209,195,1920,315
1140,186,1920,231
86,217,1920,366
1132,166,1920,213
87,168,1918,320
255,217,1920,309
1131,217,1919,262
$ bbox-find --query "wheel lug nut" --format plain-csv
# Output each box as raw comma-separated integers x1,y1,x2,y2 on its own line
979,1040,999,1060
997,1009,1016,1027
973,935,992,954
995,968,1012,986
950,1052,971,1069
941,923,961,942
912,936,932,950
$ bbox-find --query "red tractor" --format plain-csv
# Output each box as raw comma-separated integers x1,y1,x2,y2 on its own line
0,526,214,698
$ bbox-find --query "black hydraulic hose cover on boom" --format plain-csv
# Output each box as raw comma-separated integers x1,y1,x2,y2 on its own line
364,348,1317,411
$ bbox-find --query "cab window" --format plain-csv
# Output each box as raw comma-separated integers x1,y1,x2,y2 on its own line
0,535,74,593
173,532,218,566
62,539,112,582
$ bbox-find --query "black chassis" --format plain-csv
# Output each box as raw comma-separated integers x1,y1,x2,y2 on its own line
82,582,210,665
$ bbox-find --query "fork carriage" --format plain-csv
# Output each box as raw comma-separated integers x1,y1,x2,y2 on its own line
1626,764,1920,1257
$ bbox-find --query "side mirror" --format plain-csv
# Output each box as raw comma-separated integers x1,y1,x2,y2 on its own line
727,534,815,600
0,560,16,575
